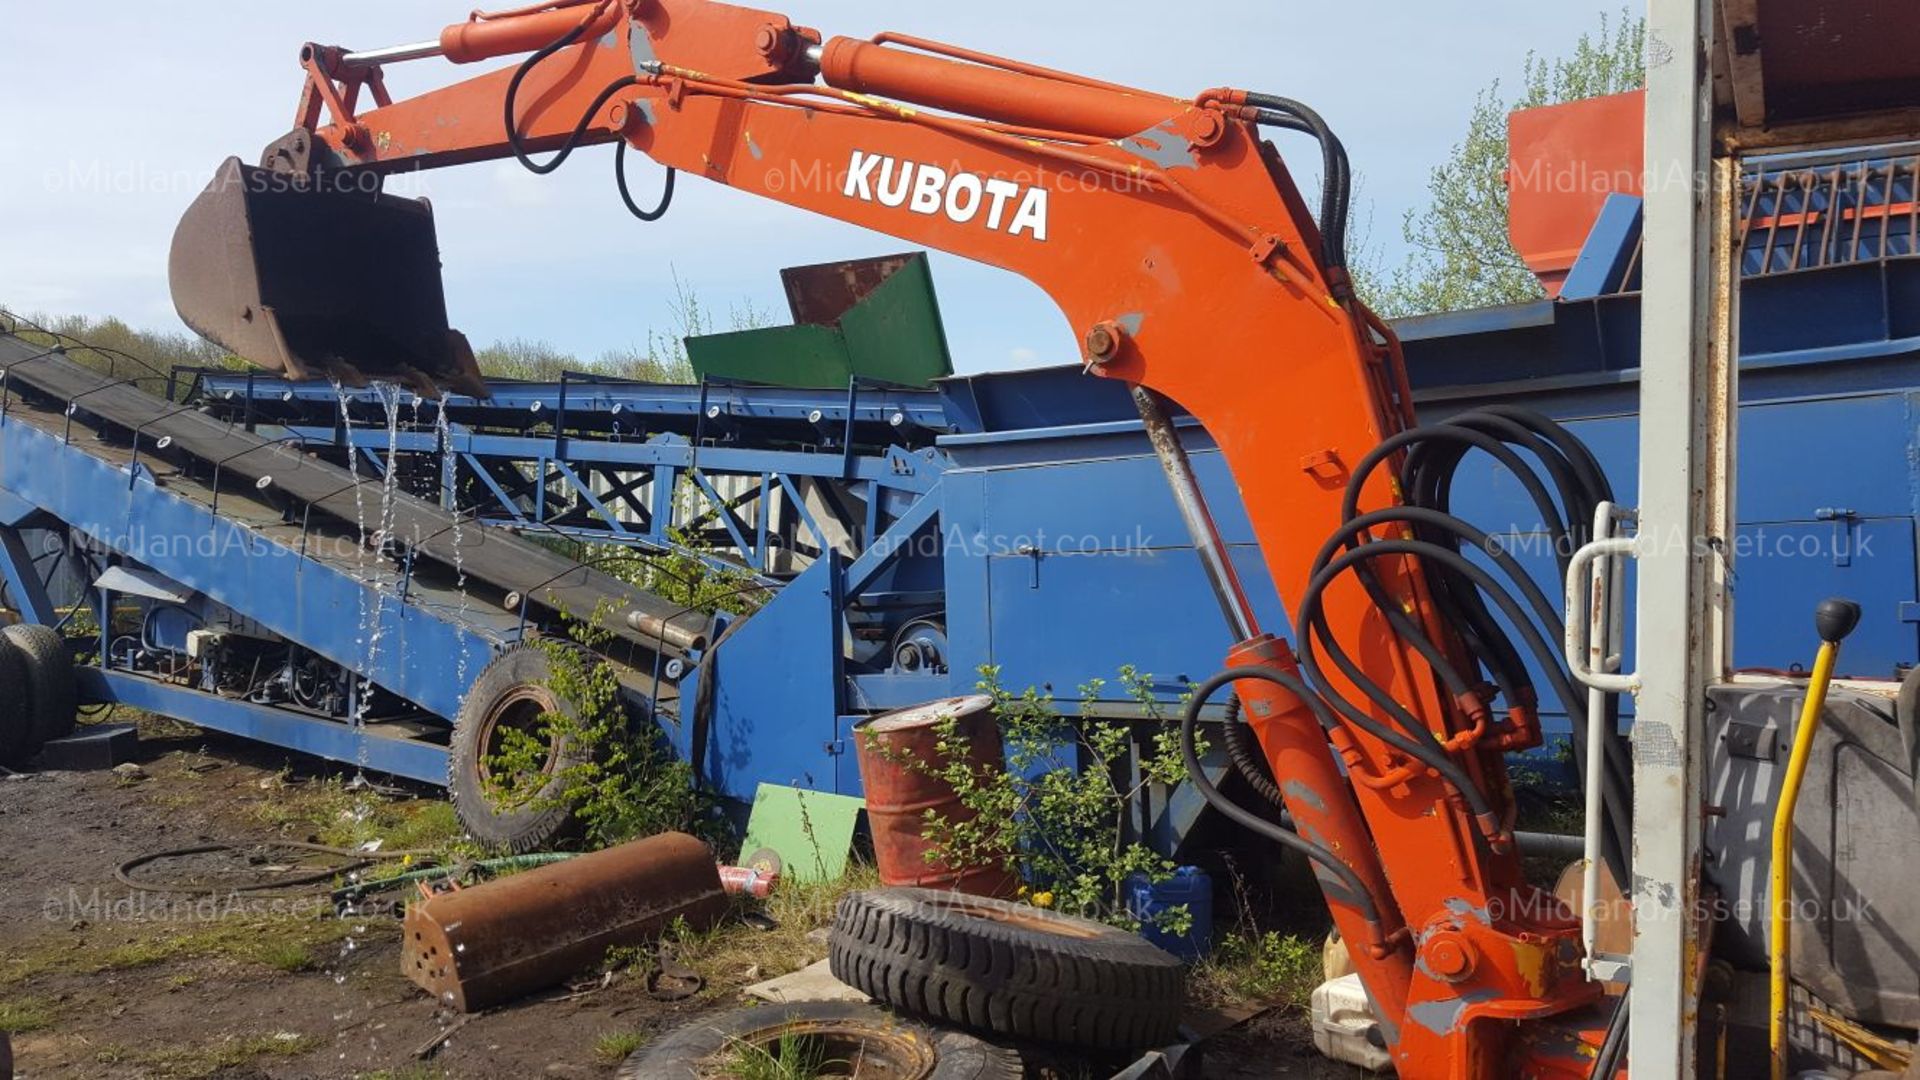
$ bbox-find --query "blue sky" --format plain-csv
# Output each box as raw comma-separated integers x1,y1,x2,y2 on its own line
0,2,1623,373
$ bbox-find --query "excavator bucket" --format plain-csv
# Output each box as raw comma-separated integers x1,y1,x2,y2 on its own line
169,157,488,398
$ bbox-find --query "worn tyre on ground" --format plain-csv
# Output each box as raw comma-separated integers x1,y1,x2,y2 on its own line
447,644,594,853
3,623,75,746
829,887,1187,1049
0,635,38,767
616,1001,1023,1080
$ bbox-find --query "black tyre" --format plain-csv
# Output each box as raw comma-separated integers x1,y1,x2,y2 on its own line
3,623,75,745
615,1001,1022,1080
829,887,1186,1050
0,636,37,767
448,644,594,853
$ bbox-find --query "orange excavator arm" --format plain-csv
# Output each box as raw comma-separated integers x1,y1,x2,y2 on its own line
172,2,1618,1073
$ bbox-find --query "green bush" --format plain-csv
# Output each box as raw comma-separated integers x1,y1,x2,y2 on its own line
486,605,708,849
866,665,1201,931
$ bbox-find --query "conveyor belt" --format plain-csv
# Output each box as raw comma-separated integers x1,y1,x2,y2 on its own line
0,333,710,655
185,370,955,448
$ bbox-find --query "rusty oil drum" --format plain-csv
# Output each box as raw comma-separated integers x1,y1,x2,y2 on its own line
853,695,1017,898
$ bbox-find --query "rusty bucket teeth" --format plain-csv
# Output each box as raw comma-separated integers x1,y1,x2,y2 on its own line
169,156,489,399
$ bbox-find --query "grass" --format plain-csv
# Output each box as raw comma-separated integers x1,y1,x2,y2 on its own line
253,938,323,974
662,864,880,997
94,1031,319,1078
252,774,468,855
1,913,378,989
594,1030,651,1064
1189,930,1324,1011
722,1031,836,1080
0,996,57,1033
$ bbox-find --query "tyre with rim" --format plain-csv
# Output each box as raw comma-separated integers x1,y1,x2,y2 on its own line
3,623,76,746
447,644,594,853
0,636,37,767
615,1001,1022,1080
829,887,1186,1049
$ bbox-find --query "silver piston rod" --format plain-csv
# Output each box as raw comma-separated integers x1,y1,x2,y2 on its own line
1132,386,1260,642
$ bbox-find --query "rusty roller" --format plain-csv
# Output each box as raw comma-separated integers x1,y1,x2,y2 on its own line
402,831,726,1012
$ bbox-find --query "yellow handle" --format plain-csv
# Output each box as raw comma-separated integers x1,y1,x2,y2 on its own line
1770,639,1841,1080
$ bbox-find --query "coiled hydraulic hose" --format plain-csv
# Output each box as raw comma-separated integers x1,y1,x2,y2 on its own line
1331,419,1635,876
503,0,678,223
1183,665,1388,950
1235,401,1637,885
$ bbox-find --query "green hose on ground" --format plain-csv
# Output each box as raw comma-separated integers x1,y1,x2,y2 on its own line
331,852,577,905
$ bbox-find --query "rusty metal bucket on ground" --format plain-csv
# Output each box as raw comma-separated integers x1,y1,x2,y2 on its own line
853,695,1017,898
169,156,488,398
402,831,726,1012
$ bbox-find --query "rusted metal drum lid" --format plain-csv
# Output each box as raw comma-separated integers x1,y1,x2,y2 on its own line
860,695,994,735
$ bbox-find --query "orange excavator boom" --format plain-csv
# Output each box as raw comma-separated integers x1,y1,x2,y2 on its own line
169,4,1619,1073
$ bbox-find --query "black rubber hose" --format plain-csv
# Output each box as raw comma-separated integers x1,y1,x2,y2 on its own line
1183,666,1385,932
1298,539,1606,844
1477,404,1615,508
1397,427,1575,672
1221,694,1286,809
1348,418,1635,854
503,5,636,176
1319,508,1567,654
1324,424,1573,734
1314,508,1634,879
1247,97,1350,270
1591,989,1630,1078
1336,422,1565,680
1314,508,1538,732
1406,416,1588,571
1404,408,1635,834
1346,426,1573,560
1468,408,1633,841
1431,410,1595,555
1354,425,1573,679
616,140,676,221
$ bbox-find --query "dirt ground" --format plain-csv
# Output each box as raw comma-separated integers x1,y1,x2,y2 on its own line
0,725,1357,1079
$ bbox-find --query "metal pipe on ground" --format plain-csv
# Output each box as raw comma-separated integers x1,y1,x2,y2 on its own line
402,831,726,1012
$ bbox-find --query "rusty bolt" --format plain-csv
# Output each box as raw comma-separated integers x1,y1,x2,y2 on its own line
1190,110,1227,149
1423,931,1477,983
1085,321,1126,365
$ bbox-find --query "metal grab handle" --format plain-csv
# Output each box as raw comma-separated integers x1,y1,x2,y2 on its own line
1569,500,1637,982
1565,516,1639,694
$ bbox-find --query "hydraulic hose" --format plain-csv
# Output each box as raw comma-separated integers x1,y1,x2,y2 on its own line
502,0,634,175
1220,694,1286,809
1317,505,1561,695
1344,407,1633,876
1245,94,1350,270
1298,537,1599,838
1306,513,1631,880
616,140,677,221
1591,989,1630,1078
1183,666,1387,942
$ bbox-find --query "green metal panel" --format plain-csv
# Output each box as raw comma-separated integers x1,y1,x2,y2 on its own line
685,323,853,389
685,253,954,389
839,255,952,386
